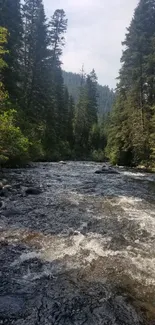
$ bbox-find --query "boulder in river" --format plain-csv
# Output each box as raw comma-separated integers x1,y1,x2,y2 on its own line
25,187,42,195
0,188,9,197
0,179,12,196
2,179,8,186
0,201,4,208
59,160,67,164
3,184,12,191
95,166,119,174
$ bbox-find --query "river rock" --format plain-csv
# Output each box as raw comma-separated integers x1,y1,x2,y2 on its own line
3,208,21,217
0,201,4,208
95,167,119,174
3,184,12,191
0,187,9,197
2,179,8,186
25,187,42,195
59,161,67,164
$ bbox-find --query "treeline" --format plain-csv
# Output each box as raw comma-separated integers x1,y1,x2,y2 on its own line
62,71,115,117
0,0,109,165
0,0,154,167
106,0,155,167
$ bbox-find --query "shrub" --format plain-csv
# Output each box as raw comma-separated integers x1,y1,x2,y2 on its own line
0,110,29,166
91,149,105,162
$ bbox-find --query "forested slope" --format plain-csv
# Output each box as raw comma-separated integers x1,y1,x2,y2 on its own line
63,71,115,117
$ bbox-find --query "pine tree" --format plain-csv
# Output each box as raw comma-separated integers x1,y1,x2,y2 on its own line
49,9,67,63
0,0,23,102
74,85,90,157
107,0,155,166
0,27,8,107
22,0,49,120
67,95,75,148
44,9,68,158
63,70,115,117
74,69,99,157
86,69,98,126
49,9,67,139
149,106,155,164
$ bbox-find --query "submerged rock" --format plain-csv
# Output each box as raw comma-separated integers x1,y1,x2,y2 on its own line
95,166,119,174
0,182,3,190
2,179,8,186
0,200,4,208
25,188,42,195
0,188,9,197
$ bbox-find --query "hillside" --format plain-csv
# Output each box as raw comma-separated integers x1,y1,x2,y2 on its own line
63,71,115,117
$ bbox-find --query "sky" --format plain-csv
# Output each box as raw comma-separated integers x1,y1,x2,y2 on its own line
44,0,139,88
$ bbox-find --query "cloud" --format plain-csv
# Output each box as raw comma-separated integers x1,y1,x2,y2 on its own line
44,0,139,88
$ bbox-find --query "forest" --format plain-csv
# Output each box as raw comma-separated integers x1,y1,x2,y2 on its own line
0,0,155,167
62,71,115,118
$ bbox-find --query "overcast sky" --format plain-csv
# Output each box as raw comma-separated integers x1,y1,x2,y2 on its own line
44,0,139,88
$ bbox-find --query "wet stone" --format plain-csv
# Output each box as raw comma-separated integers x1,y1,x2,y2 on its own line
3,209,21,217
0,201,4,208
0,188,8,197
25,188,42,195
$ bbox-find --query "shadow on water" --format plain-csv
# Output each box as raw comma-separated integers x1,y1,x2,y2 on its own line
0,162,155,324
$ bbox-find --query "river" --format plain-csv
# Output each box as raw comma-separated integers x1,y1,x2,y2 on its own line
0,162,155,324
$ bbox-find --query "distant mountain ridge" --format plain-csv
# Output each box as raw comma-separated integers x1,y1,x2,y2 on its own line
63,71,115,116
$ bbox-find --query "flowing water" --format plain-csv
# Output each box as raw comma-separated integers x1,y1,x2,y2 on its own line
0,162,155,324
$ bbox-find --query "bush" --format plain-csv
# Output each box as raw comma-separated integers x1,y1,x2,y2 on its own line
0,110,30,166
91,149,105,162
29,139,44,162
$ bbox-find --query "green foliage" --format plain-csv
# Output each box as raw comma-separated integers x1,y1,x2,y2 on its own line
149,107,155,165
0,0,23,101
74,69,100,157
0,27,8,105
0,27,8,69
0,110,29,165
89,123,101,150
106,0,155,167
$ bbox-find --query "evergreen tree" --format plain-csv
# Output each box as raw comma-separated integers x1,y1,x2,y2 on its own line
0,27,8,106
74,69,99,157
49,9,67,63
44,9,68,158
63,70,115,116
107,0,155,166
0,0,23,102
67,95,75,148
86,69,98,126
74,79,89,157
22,0,48,120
